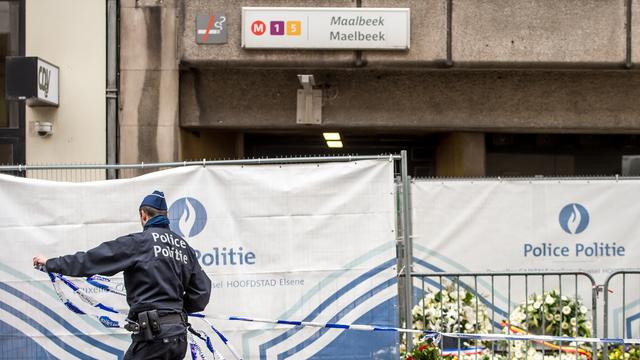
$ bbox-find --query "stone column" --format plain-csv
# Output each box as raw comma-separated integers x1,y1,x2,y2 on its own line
119,0,180,173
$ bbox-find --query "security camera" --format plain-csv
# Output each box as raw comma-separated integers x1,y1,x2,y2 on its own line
35,121,54,137
297,74,316,90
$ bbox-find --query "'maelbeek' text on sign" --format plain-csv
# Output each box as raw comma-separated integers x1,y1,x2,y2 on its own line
241,7,410,50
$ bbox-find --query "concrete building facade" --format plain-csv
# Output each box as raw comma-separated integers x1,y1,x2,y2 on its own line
3,1,639,177
119,0,640,177
1,0,106,177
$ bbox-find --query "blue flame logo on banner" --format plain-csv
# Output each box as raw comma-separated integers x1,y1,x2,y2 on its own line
168,197,207,238
559,203,589,235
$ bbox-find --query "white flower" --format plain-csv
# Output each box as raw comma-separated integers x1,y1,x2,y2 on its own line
561,295,568,301
561,322,569,329
449,290,458,300
579,306,587,314
545,295,555,304
554,314,562,321
570,318,577,326
533,301,542,309
464,323,473,330
562,306,572,315
545,313,554,321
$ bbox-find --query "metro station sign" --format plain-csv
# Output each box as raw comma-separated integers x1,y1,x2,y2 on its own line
241,7,410,50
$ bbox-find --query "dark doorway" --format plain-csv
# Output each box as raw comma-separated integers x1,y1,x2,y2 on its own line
486,133,640,177
244,132,438,177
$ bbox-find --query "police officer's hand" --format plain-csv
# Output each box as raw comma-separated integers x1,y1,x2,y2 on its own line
32,255,48,268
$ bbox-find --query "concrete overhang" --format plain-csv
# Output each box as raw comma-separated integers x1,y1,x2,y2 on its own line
181,0,639,69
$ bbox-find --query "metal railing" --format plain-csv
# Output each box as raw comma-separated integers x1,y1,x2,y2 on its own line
407,271,598,358
0,154,403,181
603,271,640,358
4,155,640,358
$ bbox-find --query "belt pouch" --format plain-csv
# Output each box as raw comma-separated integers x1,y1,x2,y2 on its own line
138,311,154,341
148,310,161,334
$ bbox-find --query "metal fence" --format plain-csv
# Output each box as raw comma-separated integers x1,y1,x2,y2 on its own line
408,271,598,358
1,154,639,359
1,155,408,181
604,271,640,339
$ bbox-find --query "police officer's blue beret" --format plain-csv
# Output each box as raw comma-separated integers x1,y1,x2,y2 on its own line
139,190,167,211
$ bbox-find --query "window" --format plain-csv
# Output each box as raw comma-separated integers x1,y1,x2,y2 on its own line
0,0,24,165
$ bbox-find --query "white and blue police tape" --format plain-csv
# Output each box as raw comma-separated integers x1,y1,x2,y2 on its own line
44,271,129,329
188,315,244,360
188,333,207,360
39,269,236,360
208,315,640,345
200,315,441,337
43,269,640,357
188,331,224,360
86,274,126,296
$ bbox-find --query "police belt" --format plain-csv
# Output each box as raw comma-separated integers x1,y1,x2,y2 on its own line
125,310,186,340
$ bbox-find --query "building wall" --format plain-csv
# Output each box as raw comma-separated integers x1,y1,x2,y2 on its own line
25,0,106,168
118,0,640,177
178,1,640,133
180,69,640,132
119,0,180,168
182,0,634,67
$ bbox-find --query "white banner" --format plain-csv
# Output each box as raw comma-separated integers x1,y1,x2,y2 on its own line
412,179,640,338
0,160,398,359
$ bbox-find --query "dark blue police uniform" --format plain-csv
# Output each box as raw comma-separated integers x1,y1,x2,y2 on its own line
45,191,212,360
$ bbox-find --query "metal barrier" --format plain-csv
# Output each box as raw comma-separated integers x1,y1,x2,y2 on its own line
0,154,414,332
408,271,598,358
603,271,640,358
5,155,640,359
0,155,405,181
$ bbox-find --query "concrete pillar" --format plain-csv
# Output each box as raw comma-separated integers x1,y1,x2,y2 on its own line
119,1,180,172
436,132,486,177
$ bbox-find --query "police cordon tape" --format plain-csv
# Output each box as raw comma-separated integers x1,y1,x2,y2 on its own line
38,269,640,358
37,268,235,360
195,315,640,345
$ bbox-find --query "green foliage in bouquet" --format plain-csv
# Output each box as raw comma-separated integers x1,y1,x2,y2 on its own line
404,339,441,360
506,290,593,360
597,345,640,360
508,290,591,338
412,283,491,335
403,283,492,359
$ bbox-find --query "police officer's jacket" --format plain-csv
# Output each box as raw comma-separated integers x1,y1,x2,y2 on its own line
46,217,212,327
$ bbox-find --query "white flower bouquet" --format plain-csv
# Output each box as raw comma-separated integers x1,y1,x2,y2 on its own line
411,283,492,346
505,290,592,360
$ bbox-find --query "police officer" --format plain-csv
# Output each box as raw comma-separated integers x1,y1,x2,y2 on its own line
33,190,212,360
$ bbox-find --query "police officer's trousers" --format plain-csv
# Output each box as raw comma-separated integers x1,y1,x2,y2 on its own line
124,334,187,360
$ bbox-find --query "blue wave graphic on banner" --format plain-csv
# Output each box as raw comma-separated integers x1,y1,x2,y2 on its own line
259,258,397,359
277,277,397,359
0,299,93,359
0,319,55,359
413,258,509,320
0,281,123,358
310,298,398,360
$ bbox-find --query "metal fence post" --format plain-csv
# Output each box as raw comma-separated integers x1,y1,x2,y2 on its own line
603,273,610,360
400,150,414,351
